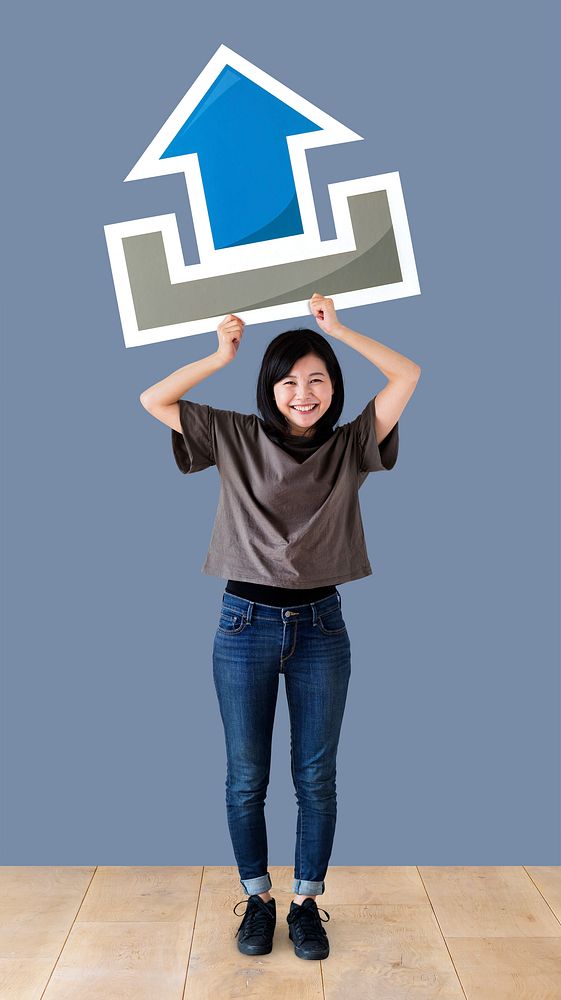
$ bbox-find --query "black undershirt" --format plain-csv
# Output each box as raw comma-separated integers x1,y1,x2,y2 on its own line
225,578,337,606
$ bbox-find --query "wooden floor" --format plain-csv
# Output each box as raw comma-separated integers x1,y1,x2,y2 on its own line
0,867,560,999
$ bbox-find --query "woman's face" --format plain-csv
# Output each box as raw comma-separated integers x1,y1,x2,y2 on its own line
273,353,334,437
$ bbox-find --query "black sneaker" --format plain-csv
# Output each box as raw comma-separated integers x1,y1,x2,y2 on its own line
287,898,330,959
233,894,276,955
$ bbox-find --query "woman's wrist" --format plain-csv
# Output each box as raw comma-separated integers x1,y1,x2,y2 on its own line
214,348,234,365
329,321,347,339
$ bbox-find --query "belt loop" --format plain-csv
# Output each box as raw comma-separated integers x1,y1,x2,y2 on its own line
336,590,341,607
311,601,318,626
245,600,254,623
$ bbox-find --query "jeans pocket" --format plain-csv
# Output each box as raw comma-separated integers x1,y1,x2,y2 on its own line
217,608,249,635
317,606,347,636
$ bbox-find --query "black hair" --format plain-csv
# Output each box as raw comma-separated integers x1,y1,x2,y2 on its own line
256,328,344,448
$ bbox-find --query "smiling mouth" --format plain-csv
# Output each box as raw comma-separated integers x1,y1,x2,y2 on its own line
291,404,318,412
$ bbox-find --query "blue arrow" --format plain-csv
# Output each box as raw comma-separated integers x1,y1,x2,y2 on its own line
160,65,322,250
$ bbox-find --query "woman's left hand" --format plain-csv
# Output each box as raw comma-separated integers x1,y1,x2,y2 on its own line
309,292,341,336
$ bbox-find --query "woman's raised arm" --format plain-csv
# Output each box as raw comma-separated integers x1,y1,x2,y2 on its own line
139,314,245,431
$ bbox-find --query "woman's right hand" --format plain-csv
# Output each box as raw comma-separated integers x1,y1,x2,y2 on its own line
216,314,245,363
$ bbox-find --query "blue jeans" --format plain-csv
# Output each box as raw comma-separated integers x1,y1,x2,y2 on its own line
212,589,351,897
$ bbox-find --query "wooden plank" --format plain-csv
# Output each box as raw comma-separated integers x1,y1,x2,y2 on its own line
418,867,561,937
525,866,561,923
420,866,561,999
0,867,95,1000
451,937,561,999
41,867,202,1000
322,868,464,999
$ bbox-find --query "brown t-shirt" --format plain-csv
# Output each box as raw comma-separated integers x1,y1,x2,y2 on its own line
171,394,399,588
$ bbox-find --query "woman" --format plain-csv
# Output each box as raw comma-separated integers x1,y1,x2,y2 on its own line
140,292,421,961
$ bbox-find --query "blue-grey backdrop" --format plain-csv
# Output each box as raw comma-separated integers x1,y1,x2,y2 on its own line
2,0,559,865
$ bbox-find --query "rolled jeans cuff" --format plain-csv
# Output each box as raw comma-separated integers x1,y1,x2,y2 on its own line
240,872,272,895
293,878,325,895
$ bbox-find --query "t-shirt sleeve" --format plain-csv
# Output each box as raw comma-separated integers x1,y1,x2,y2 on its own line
171,398,216,474
355,394,399,474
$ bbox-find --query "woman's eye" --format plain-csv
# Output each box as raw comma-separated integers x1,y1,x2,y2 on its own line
283,379,322,385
